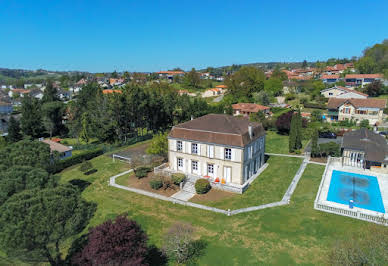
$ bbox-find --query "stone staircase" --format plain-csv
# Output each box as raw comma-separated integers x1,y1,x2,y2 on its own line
182,180,196,194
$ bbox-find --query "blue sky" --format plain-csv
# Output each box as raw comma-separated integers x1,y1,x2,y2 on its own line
0,0,387,72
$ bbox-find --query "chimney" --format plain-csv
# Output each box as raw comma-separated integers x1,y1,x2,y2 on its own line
191,115,194,120
248,125,253,139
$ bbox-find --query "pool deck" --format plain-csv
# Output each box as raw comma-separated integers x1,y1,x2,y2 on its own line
315,157,388,225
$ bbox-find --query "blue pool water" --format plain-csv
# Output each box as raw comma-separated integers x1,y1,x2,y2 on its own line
327,170,385,213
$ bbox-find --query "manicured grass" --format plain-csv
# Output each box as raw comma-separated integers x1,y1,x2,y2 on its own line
56,155,372,265
2,141,376,265
190,156,303,209
265,131,308,154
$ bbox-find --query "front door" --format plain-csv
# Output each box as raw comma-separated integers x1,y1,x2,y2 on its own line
224,167,231,183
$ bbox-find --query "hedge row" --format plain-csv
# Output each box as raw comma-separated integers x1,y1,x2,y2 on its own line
303,102,326,109
51,148,104,173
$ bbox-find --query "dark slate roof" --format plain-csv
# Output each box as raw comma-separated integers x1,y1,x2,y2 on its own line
169,114,265,147
342,128,388,163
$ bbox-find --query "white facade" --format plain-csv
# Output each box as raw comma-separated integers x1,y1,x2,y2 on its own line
168,136,265,186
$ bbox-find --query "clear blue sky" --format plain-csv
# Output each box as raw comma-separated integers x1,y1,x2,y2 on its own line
0,0,387,72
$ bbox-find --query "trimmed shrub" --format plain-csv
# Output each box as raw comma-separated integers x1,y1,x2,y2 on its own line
51,148,104,173
134,166,152,179
172,173,186,185
150,178,163,190
79,161,93,173
195,179,211,194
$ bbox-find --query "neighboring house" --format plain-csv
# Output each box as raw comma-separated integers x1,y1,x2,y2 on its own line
178,90,196,97
8,89,31,98
167,114,266,193
30,89,44,100
76,78,88,86
341,128,388,173
109,78,125,86
232,103,270,117
58,89,71,100
156,71,185,81
327,98,386,125
345,74,384,88
102,89,122,94
215,84,227,89
320,85,368,99
0,102,13,114
320,74,340,84
201,88,224,98
41,139,72,159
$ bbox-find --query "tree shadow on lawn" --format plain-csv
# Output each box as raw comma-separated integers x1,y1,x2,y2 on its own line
69,179,92,192
146,245,168,266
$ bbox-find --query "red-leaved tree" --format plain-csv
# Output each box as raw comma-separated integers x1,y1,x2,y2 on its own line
72,215,149,266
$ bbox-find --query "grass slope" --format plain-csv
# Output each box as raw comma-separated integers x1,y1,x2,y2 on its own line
265,131,308,154
57,148,370,265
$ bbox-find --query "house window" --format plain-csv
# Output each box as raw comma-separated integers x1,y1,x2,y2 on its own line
177,158,183,168
225,148,232,160
343,108,350,114
207,164,214,174
191,143,198,154
192,161,198,171
177,141,182,152
207,145,214,158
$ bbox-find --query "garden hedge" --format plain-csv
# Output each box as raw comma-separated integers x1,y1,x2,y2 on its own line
51,148,104,173
195,179,211,194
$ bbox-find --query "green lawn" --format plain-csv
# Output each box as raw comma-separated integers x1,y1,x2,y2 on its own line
265,131,309,154
54,145,374,265
1,141,378,265
191,156,303,210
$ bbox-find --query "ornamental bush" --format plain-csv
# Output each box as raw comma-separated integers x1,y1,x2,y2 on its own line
149,178,163,190
135,166,152,179
172,173,186,185
195,179,211,194
79,161,93,173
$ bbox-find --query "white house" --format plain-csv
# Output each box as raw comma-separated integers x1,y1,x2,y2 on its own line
167,114,266,193
320,86,368,99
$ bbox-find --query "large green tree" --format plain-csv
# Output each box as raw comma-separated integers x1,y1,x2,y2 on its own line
42,101,65,137
0,166,57,205
0,185,96,265
183,68,201,89
225,66,265,100
0,139,53,170
42,81,59,103
20,96,44,138
7,116,22,142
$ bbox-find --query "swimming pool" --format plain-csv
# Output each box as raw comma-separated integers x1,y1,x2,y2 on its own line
327,170,385,213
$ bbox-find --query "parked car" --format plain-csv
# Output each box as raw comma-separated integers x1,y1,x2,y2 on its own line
319,131,337,139
379,131,388,136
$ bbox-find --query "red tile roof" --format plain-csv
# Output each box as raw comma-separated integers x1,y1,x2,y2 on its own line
216,85,227,89
157,71,185,75
102,89,122,94
345,74,383,79
327,98,386,109
321,75,340,79
232,103,270,113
